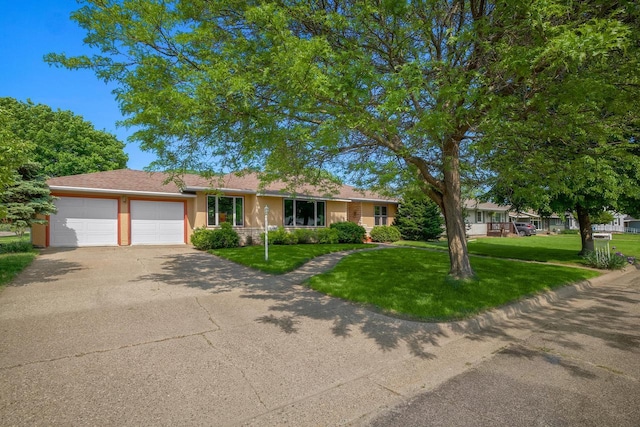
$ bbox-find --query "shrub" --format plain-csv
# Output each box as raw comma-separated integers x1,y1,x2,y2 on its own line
316,228,339,244
370,226,401,243
294,228,317,244
190,223,240,250
559,229,579,235
262,227,298,245
330,221,366,243
582,250,628,270
0,240,34,253
210,222,240,248
190,227,216,250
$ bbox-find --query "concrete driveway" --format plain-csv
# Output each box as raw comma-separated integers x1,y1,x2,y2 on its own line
1,246,638,426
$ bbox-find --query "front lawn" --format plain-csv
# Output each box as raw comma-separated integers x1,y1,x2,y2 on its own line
210,243,371,274
395,233,640,264
0,234,37,288
0,252,37,288
308,248,600,321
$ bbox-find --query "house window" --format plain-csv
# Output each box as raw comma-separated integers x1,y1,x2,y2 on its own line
374,205,388,226
207,196,244,226
284,199,325,226
476,211,483,223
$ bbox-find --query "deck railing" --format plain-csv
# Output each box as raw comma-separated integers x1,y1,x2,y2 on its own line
486,222,514,237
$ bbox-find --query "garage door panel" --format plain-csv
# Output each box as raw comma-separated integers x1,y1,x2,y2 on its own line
50,198,118,247
131,201,185,245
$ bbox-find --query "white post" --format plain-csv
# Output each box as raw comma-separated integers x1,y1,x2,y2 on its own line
264,205,270,262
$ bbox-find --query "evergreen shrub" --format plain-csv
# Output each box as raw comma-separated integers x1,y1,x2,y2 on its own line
393,195,443,241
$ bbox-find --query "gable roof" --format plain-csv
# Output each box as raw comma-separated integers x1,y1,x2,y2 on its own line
463,200,511,212
47,169,397,203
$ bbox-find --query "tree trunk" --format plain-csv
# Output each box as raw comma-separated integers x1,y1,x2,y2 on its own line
439,138,475,280
441,191,475,280
576,204,594,255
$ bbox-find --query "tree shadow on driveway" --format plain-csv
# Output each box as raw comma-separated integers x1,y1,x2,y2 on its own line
8,249,84,286
134,249,640,370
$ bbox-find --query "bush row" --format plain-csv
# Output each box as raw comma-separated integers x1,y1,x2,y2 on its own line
190,221,374,250
262,227,340,245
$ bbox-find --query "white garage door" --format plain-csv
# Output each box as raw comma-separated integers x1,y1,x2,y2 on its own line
130,200,185,245
50,197,118,247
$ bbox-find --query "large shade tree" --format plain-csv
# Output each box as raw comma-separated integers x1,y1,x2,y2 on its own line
480,1,640,255
0,97,128,177
0,108,31,190
47,0,634,279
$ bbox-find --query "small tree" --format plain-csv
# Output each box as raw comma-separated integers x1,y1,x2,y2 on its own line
589,211,615,226
0,163,57,237
394,195,444,241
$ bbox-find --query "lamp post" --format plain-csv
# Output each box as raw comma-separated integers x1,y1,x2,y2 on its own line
264,205,270,262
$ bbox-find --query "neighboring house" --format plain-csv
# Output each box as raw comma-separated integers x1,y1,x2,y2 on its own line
592,212,628,233
463,201,511,236
624,215,640,233
31,169,397,248
463,200,565,236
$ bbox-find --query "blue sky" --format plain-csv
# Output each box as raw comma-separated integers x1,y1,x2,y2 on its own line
0,1,156,170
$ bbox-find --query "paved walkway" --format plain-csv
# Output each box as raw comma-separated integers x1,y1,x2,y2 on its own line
0,246,638,426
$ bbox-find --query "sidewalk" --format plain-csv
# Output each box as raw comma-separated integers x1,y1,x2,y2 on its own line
365,266,640,426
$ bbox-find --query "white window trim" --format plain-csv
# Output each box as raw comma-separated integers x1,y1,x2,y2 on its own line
207,195,244,227
284,199,326,227
374,205,388,226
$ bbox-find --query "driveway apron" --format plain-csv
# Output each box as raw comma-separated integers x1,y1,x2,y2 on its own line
1,246,638,426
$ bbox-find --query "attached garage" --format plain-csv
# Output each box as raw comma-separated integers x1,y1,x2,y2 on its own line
130,200,185,245
50,197,118,247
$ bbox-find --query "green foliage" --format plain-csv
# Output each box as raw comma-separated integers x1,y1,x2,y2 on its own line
0,240,34,254
0,97,128,177
263,227,298,245
190,228,215,250
559,229,579,235
0,163,57,235
0,106,31,190
582,251,628,270
330,222,366,244
48,0,636,279
589,211,616,225
293,228,316,244
260,227,340,245
190,223,240,250
393,195,444,241
316,228,339,244
369,226,401,243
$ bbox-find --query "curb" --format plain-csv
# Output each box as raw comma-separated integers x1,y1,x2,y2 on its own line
440,266,637,335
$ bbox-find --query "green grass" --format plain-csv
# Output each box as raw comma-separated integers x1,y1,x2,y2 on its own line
0,234,37,288
308,248,600,321
395,234,640,264
210,243,372,274
0,252,37,288
0,233,30,244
